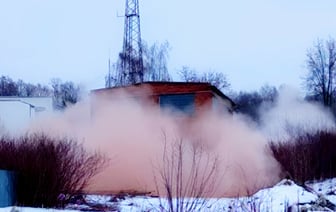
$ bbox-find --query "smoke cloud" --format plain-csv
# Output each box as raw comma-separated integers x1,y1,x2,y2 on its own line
3,84,332,198
0,79,333,198
24,88,283,197
260,86,336,141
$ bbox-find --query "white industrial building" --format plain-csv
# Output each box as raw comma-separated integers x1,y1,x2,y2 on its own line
0,97,53,134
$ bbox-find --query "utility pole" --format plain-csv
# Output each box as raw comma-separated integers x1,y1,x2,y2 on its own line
107,58,111,88
118,0,144,85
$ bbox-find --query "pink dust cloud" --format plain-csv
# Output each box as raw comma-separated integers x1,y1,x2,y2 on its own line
28,89,281,197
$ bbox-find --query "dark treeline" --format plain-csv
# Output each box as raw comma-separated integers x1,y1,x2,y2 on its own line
232,84,278,123
0,75,52,97
0,75,81,110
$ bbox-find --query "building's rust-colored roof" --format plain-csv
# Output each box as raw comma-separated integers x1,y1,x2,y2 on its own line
91,81,235,107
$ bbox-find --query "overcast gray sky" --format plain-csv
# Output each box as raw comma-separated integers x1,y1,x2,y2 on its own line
1,0,336,92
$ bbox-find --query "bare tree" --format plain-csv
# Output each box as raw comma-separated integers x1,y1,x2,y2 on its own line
143,41,171,82
233,91,263,122
51,78,81,110
233,84,278,123
178,67,230,91
25,83,37,97
34,83,52,97
0,76,53,97
304,38,336,107
178,66,198,83
154,135,220,212
0,75,18,96
259,84,278,103
105,41,171,87
12,79,52,97
200,71,230,90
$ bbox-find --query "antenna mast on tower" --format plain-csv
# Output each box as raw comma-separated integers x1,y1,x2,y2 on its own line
118,0,144,85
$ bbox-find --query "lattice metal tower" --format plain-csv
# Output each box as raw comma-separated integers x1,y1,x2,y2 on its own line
119,0,144,85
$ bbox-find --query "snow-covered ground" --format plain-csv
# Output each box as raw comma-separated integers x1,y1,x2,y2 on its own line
1,178,336,211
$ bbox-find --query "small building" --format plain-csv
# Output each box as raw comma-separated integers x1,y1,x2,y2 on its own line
91,82,235,116
0,97,53,133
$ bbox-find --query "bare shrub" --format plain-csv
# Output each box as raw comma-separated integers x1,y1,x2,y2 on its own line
227,196,264,212
270,131,336,184
0,133,106,208
153,134,220,212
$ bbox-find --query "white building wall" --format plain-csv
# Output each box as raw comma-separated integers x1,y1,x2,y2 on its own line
0,97,53,134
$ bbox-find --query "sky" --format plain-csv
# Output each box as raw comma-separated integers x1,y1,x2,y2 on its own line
1,0,336,92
